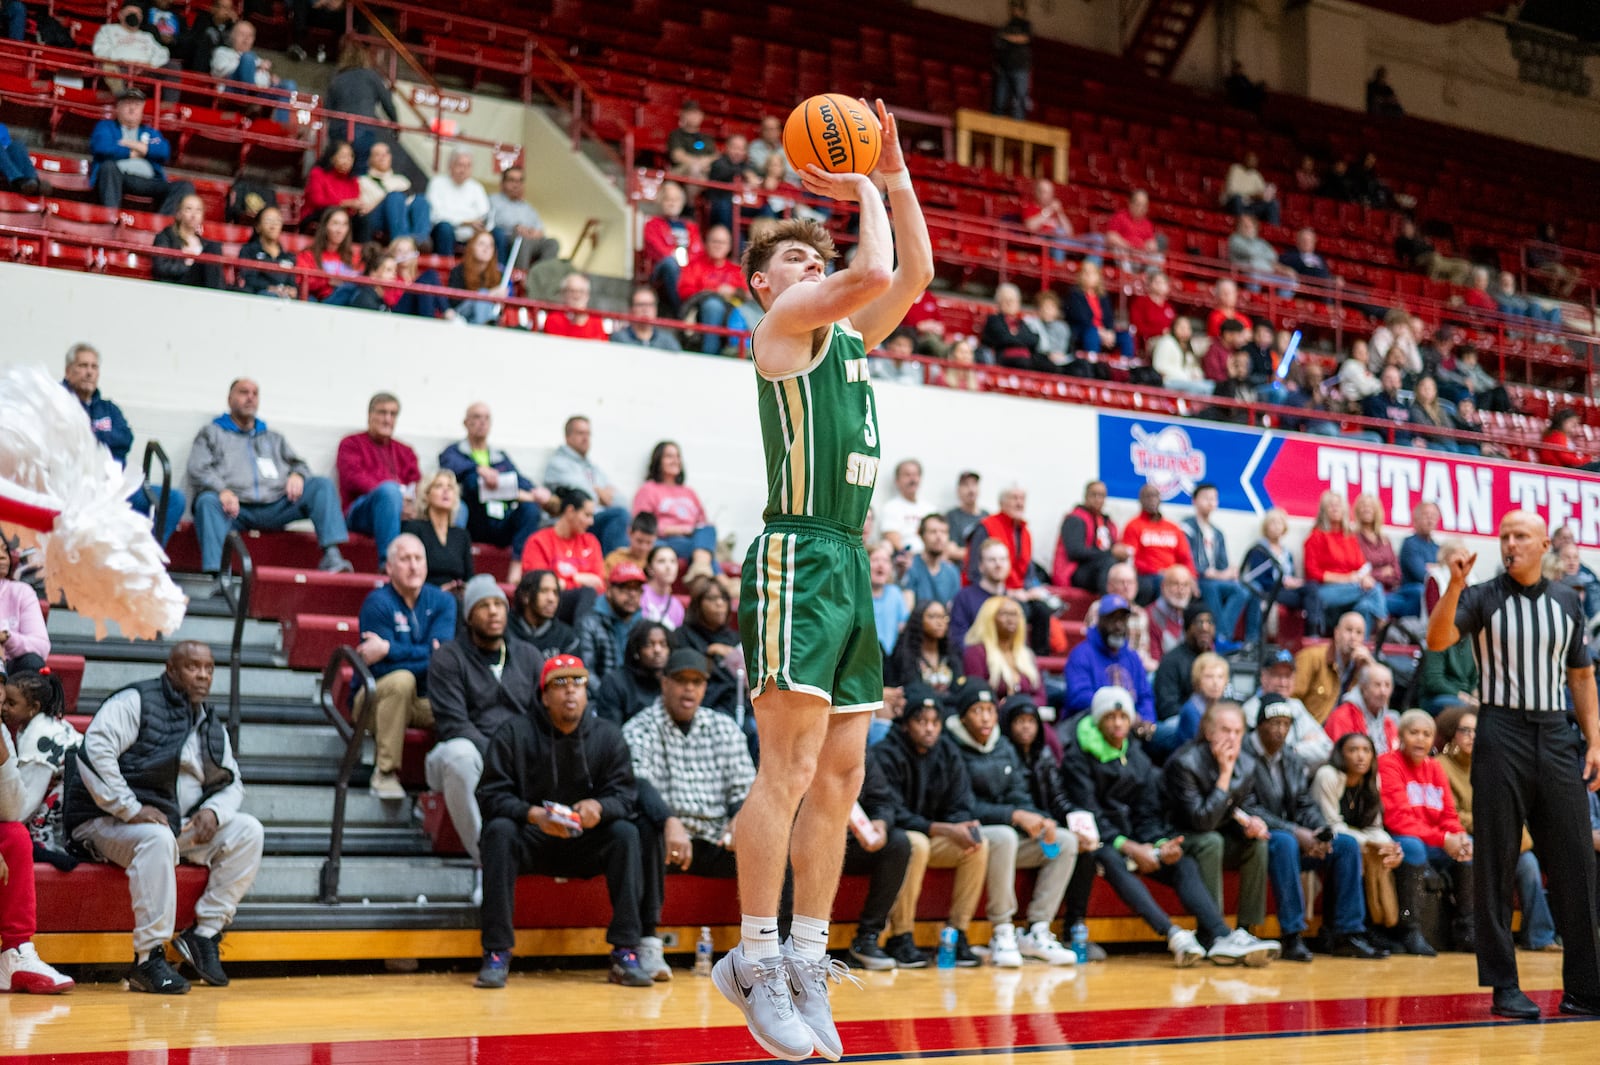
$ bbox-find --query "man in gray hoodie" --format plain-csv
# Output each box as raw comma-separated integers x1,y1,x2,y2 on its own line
185,378,352,574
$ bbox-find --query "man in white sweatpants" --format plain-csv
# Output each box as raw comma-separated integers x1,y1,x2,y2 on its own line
65,641,263,994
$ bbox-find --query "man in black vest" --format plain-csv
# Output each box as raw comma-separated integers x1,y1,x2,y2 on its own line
64,642,264,994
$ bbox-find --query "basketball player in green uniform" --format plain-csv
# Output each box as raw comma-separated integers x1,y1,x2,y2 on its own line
712,101,932,1063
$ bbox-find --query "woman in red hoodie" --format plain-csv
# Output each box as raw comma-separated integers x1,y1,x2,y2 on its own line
676,224,748,355
295,207,361,302
1540,408,1600,472
302,141,362,228
1303,490,1388,634
1379,709,1474,954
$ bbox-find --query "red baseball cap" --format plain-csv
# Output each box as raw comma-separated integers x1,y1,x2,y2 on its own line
609,562,646,585
540,654,588,689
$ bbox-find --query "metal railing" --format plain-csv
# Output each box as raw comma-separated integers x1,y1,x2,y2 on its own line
216,530,253,749
318,645,377,905
138,439,172,546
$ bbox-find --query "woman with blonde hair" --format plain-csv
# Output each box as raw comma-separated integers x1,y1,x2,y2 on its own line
400,469,473,590
1240,507,1318,639
962,595,1043,702
1304,491,1387,633
1350,493,1407,621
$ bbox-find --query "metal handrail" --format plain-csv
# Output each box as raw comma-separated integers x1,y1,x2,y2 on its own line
318,645,377,905
138,439,172,547
216,530,252,749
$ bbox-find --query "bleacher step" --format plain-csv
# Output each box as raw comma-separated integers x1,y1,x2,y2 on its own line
231,900,480,932
82,661,319,701
46,609,283,651
265,826,437,857
243,783,416,828
247,855,475,903
237,721,356,762
49,637,283,669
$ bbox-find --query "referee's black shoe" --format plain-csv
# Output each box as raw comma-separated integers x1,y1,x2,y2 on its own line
1559,993,1600,1017
1491,987,1541,1020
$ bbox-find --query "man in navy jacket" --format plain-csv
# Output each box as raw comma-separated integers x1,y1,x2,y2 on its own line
437,402,548,563
1063,595,1156,728
90,89,192,213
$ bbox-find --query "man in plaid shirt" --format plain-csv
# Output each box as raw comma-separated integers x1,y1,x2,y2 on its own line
627,648,757,975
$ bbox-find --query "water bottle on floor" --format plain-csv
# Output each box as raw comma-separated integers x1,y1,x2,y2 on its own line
694,926,714,976
1070,921,1089,963
936,926,958,969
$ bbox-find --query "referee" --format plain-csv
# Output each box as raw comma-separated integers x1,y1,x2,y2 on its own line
1427,510,1600,1020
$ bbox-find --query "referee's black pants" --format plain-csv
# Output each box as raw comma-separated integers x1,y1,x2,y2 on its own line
1472,710,1600,999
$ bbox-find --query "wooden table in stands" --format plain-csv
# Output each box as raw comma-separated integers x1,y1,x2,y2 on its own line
954,108,1070,185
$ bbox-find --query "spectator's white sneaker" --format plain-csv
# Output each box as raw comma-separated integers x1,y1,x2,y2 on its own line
782,941,861,1063
1018,923,1077,966
637,936,673,982
1207,928,1272,967
0,944,74,994
987,923,1023,968
712,944,815,1062
1167,927,1206,967
470,868,483,908
369,770,405,800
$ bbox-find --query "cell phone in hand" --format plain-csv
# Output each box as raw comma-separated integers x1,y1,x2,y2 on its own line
967,824,982,844
1316,826,1335,843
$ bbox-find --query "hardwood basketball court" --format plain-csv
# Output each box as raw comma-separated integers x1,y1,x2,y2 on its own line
4,951,1590,1063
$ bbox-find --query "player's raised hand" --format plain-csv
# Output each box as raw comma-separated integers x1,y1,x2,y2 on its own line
865,99,905,176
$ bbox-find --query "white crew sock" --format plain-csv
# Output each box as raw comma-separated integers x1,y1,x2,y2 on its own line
790,915,830,961
741,915,781,961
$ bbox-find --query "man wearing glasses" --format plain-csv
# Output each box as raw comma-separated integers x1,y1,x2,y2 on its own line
473,654,653,989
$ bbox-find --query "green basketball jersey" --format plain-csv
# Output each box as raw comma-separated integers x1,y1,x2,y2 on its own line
753,322,882,531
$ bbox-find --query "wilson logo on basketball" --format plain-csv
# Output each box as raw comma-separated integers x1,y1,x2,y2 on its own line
817,102,849,168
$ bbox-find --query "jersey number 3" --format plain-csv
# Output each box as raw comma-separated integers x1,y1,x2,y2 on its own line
862,393,878,448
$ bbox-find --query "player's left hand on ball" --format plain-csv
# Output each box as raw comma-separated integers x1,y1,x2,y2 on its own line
800,165,873,202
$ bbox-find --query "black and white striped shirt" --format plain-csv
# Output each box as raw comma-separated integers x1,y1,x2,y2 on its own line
1454,574,1592,712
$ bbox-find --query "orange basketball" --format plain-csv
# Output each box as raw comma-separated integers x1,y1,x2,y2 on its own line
782,93,882,176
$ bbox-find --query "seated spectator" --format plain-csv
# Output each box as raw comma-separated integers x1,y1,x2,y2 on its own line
303,141,364,234
1279,227,1338,293
1433,708,1555,952
594,621,668,725
295,207,361,302
0,546,46,674
400,470,472,590
666,99,717,180
1085,562,1157,671
633,441,718,582
1528,221,1579,299
522,487,605,594
1360,366,1414,448
1369,308,1422,377
1240,653,1333,768
1224,60,1266,111
638,546,682,629
627,647,755,973
1293,153,1320,193
425,576,543,871
186,377,352,575
330,248,398,312
356,141,430,246
1419,623,1478,723
1407,376,1461,453
1063,595,1156,728
866,542,910,654
1494,269,1562,329
1324,663,1399,755
669,580,742,714
439,402,547,574
643,182,703,319
605,514,656,578
1350,493,1409,621
877,459,928,557
1437,344,1511,414
1149,649,1227,760
1304,491,1388,633
1279,360,1346,438
1250,700,1381,960
152,194,225,289
1162,702,1278,961
1152,603,1216,723
1105,189,1164,272
1462,266,1499,313
1239,507,1317,643
441,230,505,327
3,669,83,882
1151,317,1213,395
1065,261,1133,359
336,391,420,568
980,283,1042,370
1060,687,1261,966
678,224,750,355
1227,215,1296,291
946,685,1079,967
62,642,265,993
543,272,608,341
944,470,989,561
474,654,653,989
904,515,961,606
185,0,237,74
237,205,297,299
962,596,1043,704
1292,611,1374,724
1394,217,1471,284
61,342,185,547
901,289,951,359
508,570,581,659
1128,272,1176,355
1366,66,1403,117
1206,278,1251,340
354,535,456,798
746,114,796,184
91,90,192,215
1350,153,1394,210
1146,565,1195,661
1241,322,1280,385
869,696,990,968
1206,334,1254,400
384,236,451,319
1221,151,1279,225
1021,178,1091,263
1120,483,1197,605
1024,291,1071,367
1379,711,1473,954
579,562,645,681
487,164,559,270
884,599,960,698
0,122,39,195
1053,479,1124,593
93,6,171,73
612,287,683,351
1541,408,1600,471
1555,541,1600,633
210,20,295,120
426,148,491,257
961,488,1056,655
1183,482,1248,649
704,133,758,233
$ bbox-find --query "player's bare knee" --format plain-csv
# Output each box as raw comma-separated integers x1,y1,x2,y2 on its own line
757,749,821,803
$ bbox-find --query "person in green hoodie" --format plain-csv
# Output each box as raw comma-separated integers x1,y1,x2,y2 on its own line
1059,685,1268,966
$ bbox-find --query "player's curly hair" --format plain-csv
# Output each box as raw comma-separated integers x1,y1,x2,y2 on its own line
741,218,838,305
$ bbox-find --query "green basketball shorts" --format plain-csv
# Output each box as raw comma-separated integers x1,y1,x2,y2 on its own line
738,517,884,713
